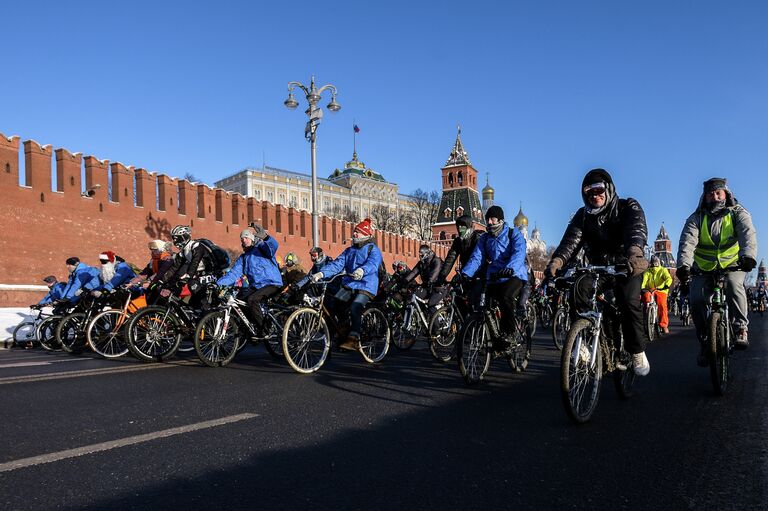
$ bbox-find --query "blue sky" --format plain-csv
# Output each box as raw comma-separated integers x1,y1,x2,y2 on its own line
2,1,767,272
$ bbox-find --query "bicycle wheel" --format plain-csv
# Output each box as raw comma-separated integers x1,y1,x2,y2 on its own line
526,303,537,338
360,307,390,364
645,306,657,342
428,307,459,362
87,310,130,358
560,318,603,423
37,316,62,351
391,305,418,350
458,314,491,385
708,312,729,396
282,308,331,374
12,321,37,346
552,307,569,350
613,350,636,399
539,303,553,330
194,310,241,367
56,313,88,355
507,322,531,373
126,306,182,362
263,308,292,359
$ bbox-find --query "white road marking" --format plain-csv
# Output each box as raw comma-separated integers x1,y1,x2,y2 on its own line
0,360,195,385
0,413,259,473
0,359,83,368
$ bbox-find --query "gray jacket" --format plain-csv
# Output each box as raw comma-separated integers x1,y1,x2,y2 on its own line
677,189,757,270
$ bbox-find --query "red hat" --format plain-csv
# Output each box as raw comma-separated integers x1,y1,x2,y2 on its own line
99,251,116,263
354,218,373,237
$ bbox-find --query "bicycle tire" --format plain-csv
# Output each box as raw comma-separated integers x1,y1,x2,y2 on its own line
56,313,87,355
552,307,569,350
645,306,657,343
539,303,553,330
428,308,459,362
613,350,636,399
526,303,537,338
282,308,331,374
263,308,292,359
391,304,418,351
37,316,62,351
507,322,531,373
194,310,241,367
87,309,130,358
708,312,729,396
126,306,183,362
12,321,37,346
360,307,390,364
457,314,491,385
560,318,603,424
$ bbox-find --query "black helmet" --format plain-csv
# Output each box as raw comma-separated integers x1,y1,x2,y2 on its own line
170,225,192,248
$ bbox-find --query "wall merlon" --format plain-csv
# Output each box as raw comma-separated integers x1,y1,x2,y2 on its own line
0,133,21,149
23,139,52,155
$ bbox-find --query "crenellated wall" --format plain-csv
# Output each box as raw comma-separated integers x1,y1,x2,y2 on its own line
0,132,445,306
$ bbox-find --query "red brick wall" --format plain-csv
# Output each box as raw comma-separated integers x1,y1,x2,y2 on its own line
0,132,445,306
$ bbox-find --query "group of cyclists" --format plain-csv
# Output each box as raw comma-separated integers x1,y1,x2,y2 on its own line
17,169,759,399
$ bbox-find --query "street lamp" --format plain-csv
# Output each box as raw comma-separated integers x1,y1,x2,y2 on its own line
283,76,341,247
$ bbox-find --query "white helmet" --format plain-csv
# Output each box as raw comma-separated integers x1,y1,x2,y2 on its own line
170,225,192,248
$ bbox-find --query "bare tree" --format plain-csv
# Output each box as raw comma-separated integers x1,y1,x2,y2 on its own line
409,188,441,241
392,207,414,236
370,204,394,232
528,245,556,272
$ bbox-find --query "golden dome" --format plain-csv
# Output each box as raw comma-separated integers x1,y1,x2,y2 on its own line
482,174,494,199
513,205,528,228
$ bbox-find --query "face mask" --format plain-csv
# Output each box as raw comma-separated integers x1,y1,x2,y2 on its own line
707,199,726,214
487,221,504,237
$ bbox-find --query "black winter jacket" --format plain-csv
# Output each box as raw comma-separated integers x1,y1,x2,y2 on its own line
438,230,484,283
405,253,443,287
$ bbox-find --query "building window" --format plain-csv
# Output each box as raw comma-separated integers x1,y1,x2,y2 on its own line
303,197,309,209
267,191,274,202
444,207,452,218
457,171,463,185
279,193,285,204
255,190,261,200
456,206,464,216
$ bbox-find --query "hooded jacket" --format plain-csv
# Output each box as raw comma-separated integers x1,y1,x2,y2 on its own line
139,252,175,283
462,222,528,282
677,186,756,270
551,169,648,267
320,239,383,297
98,261,137,292
38,283,67,305
438,229,484,282
405,251,443,287
217,235,282,289
61,263,101,303
642,266,673,292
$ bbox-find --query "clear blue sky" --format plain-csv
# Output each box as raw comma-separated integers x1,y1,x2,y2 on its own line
2,1,766,272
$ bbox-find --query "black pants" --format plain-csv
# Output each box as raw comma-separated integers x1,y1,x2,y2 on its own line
414,285,449,315
239,286,281,328
487,277,525,335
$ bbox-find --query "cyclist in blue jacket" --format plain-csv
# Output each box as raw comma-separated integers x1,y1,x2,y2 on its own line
36,275,66,306
61,257,101,304
91,251,137,297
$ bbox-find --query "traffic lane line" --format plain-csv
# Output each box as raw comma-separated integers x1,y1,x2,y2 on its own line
0,358,85,368
0,413,259,473
0,359,197,385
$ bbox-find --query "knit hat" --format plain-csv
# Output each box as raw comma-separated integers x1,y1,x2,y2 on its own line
42,275,58,284
485,205,504,222
354,218,373,237
240,229,256,242
65,257,80,266
99,251,116,263
148,240,166,251
703,177,728,193
456,214,473,229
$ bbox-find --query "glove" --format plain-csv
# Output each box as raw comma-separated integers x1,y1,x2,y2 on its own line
160,289,172,298
91,290,103,298
249,222,267,241
74,288,83,297
351,268,364,281
676,266,690,282
497,268,514,278
740,256,757,272
310,272,324,283
30,304,40,309
451,273,464,285
626,246,648,277
545,257,564,278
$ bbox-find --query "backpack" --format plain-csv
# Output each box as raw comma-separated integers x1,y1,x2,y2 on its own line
366,244,388,284
197,239,231,272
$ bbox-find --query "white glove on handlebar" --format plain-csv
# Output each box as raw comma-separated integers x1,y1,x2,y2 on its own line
351,268,364,281
310,272,324,283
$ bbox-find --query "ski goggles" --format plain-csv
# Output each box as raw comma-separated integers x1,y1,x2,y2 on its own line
583,182,607,196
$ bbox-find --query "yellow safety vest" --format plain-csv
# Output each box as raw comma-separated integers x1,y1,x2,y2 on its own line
694,212,740,270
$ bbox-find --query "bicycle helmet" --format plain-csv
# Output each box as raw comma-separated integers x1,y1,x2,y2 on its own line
170,225,192,248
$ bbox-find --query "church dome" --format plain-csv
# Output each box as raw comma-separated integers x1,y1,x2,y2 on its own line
513,205,528,228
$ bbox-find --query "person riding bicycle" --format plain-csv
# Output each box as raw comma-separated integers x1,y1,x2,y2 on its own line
544,168,651,376
60,257,101,305
460,205,528,350
676,177,757,362
437,214,484,283
91,251,137,298
35,275,66,307
309,247,334,274
756,285,768,311
403,244,446,315
310,218,383,351
159,225,219,308
216,226,282,334
641,255,673,334
281,252,307,287
127,240,175,303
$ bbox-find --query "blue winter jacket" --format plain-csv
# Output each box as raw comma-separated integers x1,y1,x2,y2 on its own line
39,283,67,305
462,223,528,282
98,262,137,292
61,263,101,303
320,241,383,296
217,235,282,289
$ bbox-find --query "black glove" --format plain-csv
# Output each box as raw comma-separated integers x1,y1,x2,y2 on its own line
451,273,464,285
497,267,514,278
249,222,267,242
676,266,690,282
740,256,757,272
29,304,40,309
545,257,564,278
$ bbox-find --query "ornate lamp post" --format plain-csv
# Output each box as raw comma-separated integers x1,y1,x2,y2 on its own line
283,76,341,247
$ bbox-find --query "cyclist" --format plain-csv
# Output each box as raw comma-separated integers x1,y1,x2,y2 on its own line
756,285,768,312
460,205,528,349
36,275,66,306
641,255,673,334
677,177,757,361
216,227,282,333
403,244,445,315
159,225,219,308
437,214,485,306
61,257,101,304
128,240,175,303
310,218,383,351
544,168,651,376
281,252,307,287
90,251,136,298
309,247,334,274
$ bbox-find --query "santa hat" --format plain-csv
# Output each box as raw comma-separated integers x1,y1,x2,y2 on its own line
354,218,373,237
99,251,116,263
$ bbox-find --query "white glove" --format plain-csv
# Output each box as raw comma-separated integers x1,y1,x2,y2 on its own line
74,288,83,297
310,272,324,283
351,268,364,281
91,290,103,298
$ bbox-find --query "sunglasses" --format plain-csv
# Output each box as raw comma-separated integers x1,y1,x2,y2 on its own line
99,260,110,264
583,184,606,197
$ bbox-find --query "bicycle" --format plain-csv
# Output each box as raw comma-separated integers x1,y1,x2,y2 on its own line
560,265,637,424
12,305,54,348
55,294,107,355
551,276,573,350
531,286,553,331
390,285,431,351
642,289,662,342
457,275,533,385
427,279,468,362
679,296,692,326
85,288,147,358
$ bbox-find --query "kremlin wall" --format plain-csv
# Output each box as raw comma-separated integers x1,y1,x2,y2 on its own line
0,132,446,306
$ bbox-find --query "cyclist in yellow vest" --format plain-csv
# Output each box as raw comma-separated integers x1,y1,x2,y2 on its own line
642,255,673,334
677,177,757,365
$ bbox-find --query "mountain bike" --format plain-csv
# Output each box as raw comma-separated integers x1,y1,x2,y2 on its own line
679,296,692,326
560,265,637,424
56,294,107,355
86,288,147,358
12,305,53,348
551,276,573,350
427,280,468,362
642,289,661,342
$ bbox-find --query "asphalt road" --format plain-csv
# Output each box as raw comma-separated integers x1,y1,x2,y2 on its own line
0,315,766,510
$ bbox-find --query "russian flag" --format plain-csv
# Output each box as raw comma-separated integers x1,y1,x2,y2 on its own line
353,124,360,133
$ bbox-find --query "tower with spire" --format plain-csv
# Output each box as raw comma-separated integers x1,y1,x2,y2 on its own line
757,259,767,287
431,126,485,241
482,173,495,214
652,224,676,268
